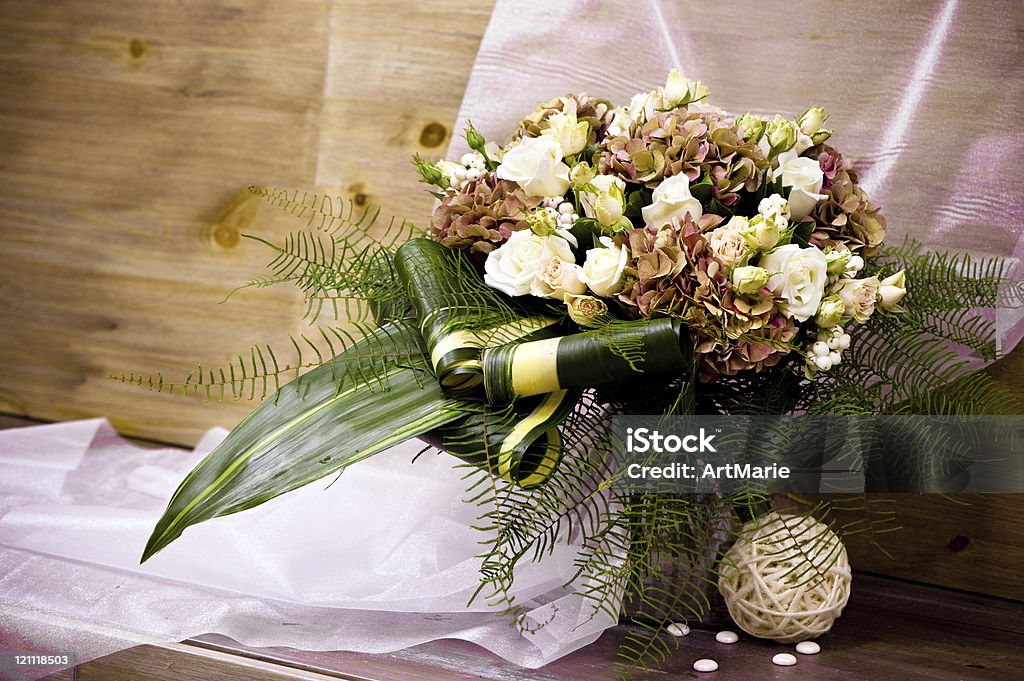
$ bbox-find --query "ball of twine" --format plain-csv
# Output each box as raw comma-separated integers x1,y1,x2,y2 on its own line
717,512,851,643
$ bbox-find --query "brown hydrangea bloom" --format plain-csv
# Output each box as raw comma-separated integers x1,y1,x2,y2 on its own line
598,110,767,206
695,314,798,382
807,144,887,255
511,94,616,146
617,218,794,381
616,215,721,317
428,174,541,255
616,225,692,317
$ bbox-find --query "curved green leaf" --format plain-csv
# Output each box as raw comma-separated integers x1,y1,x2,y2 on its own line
142,320,470,562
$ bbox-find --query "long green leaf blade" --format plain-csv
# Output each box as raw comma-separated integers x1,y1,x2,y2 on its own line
142,321,469,562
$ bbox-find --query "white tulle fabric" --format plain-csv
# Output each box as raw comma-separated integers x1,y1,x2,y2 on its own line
0,419,613,679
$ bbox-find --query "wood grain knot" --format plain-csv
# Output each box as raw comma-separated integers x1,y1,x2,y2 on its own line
419,122,447,148
947,534,971,552
353,192,368,207
129,39,146,59
212,224,240,249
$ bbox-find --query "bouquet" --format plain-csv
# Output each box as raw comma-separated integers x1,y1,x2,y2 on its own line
120,70,1014,672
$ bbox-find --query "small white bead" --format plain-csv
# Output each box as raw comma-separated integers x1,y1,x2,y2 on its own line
772,653,798,666
838,333,851,350
465,168,481,181
795,641,820,655
460,152,476,166
812,341,829,357
826,337,840,350
666,622,690,637
558,201,574,214
848,255,864,272
693,659,719,672
814,355,833,371
453,167,467,180
715,630,739,644
829,351,842,365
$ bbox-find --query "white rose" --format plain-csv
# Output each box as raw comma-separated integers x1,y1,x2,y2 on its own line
837,276,881,322
707,223,748,268
530,236,585,301
496,136,570,197
541,110,589,156
483,230,546,296
581,236,629,297
759,244,829,321
663,69,708,105
607,90,661,136
772,150,827,219
580,174,627,228
878,270,907,310
641,174,703,228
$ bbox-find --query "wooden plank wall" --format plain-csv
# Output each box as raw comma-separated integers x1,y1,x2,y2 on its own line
0,0,1020,600
0,0,493,444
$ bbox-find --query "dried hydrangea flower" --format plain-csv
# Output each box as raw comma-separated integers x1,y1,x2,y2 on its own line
598,110,767,206
429,174,542,256
807,144,887,255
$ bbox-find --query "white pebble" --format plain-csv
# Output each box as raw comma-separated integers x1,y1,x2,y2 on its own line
693,659,719,672
829,351,842,365
772,653,798,666
558,201,574,214
715,630,739,644
812,341,829,357
795,641,820,655
666,622,690,637
814,355,833,371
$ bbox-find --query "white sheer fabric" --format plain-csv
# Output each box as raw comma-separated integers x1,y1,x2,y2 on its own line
0,419,612,679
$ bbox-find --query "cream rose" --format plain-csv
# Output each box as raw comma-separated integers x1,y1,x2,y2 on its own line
496,135,570,197
580,174,627,228
483,230,547,296
707,223,748,268
837,276,881,322
642,174,703,228
531,237,586,301
541,110,589,156
581,236,628,297
878,270,907,310
772,150,827,219
663,69,708,105
759,244,829,321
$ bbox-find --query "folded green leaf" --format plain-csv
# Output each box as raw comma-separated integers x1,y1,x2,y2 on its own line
423,388,581,489
394,238,558,396
483,318,688,404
